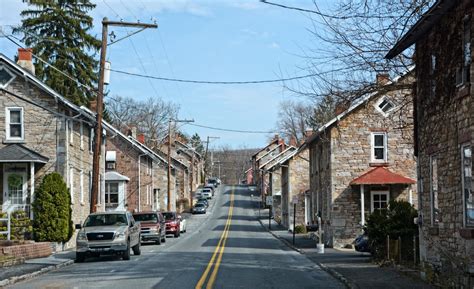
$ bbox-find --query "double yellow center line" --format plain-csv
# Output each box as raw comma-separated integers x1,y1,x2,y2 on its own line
195,188,234,289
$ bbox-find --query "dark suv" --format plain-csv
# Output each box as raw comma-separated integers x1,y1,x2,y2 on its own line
133,211,166,245
163,212,181,238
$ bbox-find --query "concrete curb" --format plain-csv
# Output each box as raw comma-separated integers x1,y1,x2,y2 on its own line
256,217,358,289
0,259,74,288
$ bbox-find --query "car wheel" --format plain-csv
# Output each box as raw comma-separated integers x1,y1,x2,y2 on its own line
174,231,180,238
161,233,166,243
75,252,85,263
123,241,131,260
156,236,162,245
132,240,141,255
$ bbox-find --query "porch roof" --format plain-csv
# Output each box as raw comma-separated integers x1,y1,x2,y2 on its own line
105,171,130,182
0,144,48,163
350,167,415,185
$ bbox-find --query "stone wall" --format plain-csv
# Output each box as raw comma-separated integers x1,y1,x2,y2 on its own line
414,1,474,286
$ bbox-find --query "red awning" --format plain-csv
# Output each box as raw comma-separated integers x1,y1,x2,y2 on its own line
350,167,416,185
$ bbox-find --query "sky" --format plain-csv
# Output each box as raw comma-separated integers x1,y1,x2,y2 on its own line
0,0,327,150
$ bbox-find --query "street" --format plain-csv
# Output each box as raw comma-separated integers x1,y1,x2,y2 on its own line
7,185,343,289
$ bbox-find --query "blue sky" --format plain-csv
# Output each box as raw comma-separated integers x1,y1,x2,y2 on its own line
0,0,327,149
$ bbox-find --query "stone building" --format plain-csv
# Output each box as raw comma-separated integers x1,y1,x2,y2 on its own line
175,140,203,195
386,0,474,286
0,50,105,248
304,73,416,248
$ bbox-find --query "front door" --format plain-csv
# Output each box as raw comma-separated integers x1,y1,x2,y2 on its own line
3,172,27,212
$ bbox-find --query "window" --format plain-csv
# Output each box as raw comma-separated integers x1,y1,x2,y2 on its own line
146,185,150,205
69,168,74,204
68,120,74,144
89,127,94,153
371,133,387,162
0,66,15,88
461,145,473,227
6,107,24,141
430,155,439,225
80,122,84,150
430,54,437,74
106,161,116,170
105,182,119,209
457,16,471,86
79,170,84,203
376,97,395,116
371,191,389,212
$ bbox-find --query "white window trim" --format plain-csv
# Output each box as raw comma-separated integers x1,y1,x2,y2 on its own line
374,96,395,117
430,155,439,226
371,132,388,162
80,170,84,204
89,127,94,153
461,144,473,227
370,190,390,212
80,122,84,150
68,120,74,145
0,66,16,88
69,167,74,204
5,107,24,141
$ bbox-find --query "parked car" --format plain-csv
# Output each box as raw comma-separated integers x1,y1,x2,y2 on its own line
201,188,212,199
204,185,215,195
75,211,141,262
163,211,181,238
197,198,209,207
192,203,207,214
354,233,371,253
207,178,219,188
195,188,203,198
179,216,187,233
133,211,166,245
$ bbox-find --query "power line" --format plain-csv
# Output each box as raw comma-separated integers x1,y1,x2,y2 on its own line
187,123,279,134
109,68,319,85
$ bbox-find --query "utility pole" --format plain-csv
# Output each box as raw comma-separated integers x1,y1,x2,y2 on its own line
167,119,194,211
204,136,219,181
91,18,157,213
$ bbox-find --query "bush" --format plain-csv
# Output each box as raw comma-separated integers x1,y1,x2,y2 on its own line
365,200,417,259
294,224,307,234
32,172,73,242
0,210,33,240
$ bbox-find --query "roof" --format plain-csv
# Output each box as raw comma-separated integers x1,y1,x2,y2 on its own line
305,68,413,146
105,171,130,182
386,0,458,59
256,143,283,162
252,138,280,158
175,140,202,159
350,167,416,185
0,144,48,163
261,146,297,171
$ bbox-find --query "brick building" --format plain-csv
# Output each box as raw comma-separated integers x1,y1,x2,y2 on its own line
305,73,416,248
387,0,474,286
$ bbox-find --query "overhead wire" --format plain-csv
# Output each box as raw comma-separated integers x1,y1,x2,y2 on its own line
187,123,279,134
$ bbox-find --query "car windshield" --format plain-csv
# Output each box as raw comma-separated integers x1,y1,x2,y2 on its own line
195,203,205,207
84,214,128,227
133,213,158,222
162,212,175,220
203,189,211,193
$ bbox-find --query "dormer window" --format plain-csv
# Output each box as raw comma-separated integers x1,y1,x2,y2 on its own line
375,97,395,116
106,151,116,170
0,66,15,88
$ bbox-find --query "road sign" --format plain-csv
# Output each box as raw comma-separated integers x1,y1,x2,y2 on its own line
292,195,298,205
266,196,273,206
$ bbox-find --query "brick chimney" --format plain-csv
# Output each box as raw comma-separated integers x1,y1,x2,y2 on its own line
127,126,137,139
304,128,314,138
137,134,145,144
89,100,97,112
376,73,390,85
17,48,35,75
289,136,297,147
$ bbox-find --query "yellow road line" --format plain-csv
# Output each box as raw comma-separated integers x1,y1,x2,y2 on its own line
195,188,234,289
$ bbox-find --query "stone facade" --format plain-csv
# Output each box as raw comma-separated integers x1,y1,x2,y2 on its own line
388,1,474,286
308,76,416,248
0,54,105,249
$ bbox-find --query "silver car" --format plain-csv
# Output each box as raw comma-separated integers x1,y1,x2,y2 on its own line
75,211,141,262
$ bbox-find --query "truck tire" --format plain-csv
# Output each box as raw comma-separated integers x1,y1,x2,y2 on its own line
156,236,162,245
132,241,141,255
174,231,180,238
123,241,131,260
75,252,85,263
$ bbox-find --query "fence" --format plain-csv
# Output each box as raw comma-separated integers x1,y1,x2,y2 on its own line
382,234,420,265
0,212,11,241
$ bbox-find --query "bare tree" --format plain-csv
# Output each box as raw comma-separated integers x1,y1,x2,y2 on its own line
276,100,313,143
106,95,179,146
211,146,257,184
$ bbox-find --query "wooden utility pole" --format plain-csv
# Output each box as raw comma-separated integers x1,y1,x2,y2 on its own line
167,119,193,211
91,18,157,213
204,136,219,181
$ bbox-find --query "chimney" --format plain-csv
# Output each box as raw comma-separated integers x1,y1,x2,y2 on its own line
89,100,97,112
137,134,145,144
304,128,314,138
17,48,35,75
289,136,297,147
127,126,137,139
376,73,390,85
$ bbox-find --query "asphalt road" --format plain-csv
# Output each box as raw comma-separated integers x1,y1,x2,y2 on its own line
7,185,343,289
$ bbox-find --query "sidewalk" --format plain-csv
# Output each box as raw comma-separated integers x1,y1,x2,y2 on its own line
0,249,75,287
256,208,433,289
